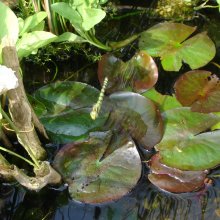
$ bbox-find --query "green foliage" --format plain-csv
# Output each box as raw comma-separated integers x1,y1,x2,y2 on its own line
33,81,109,144
156,108,220,170
51,1,111,50
19,11,47,36
16,31,57,58
139,22,216,71
0,2,85,61
0,1,19,43
142,88,181,112
217,0,220,11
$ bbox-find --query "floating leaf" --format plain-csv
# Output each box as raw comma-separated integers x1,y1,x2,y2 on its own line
53,131,142,203
174,70,220,113
156,108,220,170
0,1,19,43
40,109,107,143
142,88,181,112
33,82,109,144
148,153,207,193
16,31,57,59
98,51,158,94
139,22,216,71
109,92,163,149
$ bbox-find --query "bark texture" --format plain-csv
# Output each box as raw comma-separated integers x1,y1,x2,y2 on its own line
2,44,46,160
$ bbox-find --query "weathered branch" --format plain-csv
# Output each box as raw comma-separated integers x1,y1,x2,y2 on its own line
2,41,46,160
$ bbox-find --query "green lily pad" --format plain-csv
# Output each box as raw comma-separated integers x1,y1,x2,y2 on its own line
98,51,158,94
139,22,216,71
148,153,207,193
174,70,220,113
33,82,109,144
142,88,181,112
109,92,163,149
53,131,142,203
156,108,220,170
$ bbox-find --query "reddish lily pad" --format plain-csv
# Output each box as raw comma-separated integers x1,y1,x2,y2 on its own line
98,51,158,94
53,131,142,203
109,92,163,149
148,153,207,193
174,70,220,113
156,108,220,170
139,22,216,71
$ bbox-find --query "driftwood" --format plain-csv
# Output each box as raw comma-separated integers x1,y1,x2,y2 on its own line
0,39,62,190
2,41,47,160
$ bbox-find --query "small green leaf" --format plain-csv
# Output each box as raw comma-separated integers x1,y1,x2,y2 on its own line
0,1,19,43
19,12,47,35
16,31,57,59
156,108,220,170
79,7,106,31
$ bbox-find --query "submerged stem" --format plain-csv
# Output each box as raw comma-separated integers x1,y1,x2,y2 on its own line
0,108,40,168
0,146,36,167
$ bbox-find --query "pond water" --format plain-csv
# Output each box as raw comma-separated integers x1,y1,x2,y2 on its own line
1,167,220,220
1,1,220,220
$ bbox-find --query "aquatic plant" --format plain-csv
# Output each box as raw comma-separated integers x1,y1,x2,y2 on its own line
139,22,216,71
33,51,163,202
0,1,61,191
33,49,220,197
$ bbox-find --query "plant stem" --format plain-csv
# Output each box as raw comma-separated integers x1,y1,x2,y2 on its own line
0,108,40,168
108,34,140,50
85,31,112,51
0,146,36,167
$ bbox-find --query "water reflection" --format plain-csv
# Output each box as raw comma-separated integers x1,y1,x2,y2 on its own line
1,173,220,220
52,176,220,220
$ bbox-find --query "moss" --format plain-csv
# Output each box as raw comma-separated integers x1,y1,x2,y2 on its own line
155,0,201,20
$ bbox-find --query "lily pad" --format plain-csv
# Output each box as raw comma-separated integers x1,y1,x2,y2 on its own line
53,131,142,203
174,70,220,113
156,108,220,170
139,22,216,71
148,153,207,193
109,92,163,149
98,51,158,94
142,88,181,112
33,82,109,144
